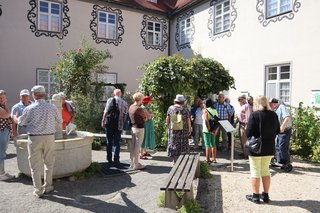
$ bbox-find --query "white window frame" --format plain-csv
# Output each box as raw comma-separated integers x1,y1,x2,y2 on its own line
146,21,162,46
97,72,118,101
213,0,231,35
265,63,291,104
97,11,117,40
179,17,191,45
266,0,292,18
36,68,55,97
37,0,61,32
146,0,157,3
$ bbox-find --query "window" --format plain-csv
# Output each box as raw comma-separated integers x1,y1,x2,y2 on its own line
213,0,230,34
98,11,117,40
97,72,117,101
90,5,124,46
179,18,192,45
146,0,157,3
266,0,292,18
38,0,61,32
265,64,291,103
37,69,55,97
147,21,162,46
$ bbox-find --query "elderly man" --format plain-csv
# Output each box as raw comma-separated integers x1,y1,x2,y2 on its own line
214,93,233,152
101,89,128,167
58,92,76,129
11,89,32,136
17,85,62,198
269,98,292,165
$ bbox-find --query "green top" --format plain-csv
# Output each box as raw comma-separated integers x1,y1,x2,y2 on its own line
203,107,218,133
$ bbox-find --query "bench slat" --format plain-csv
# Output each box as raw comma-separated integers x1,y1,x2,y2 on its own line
160,154,185,190
176,154,194,191
167,154,189,190
184,153,200,191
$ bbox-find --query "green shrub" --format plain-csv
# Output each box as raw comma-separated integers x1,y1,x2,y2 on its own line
291,103,320,161
92,138,103,150
178,199,202,213
200,161,212,178
73,162,101,180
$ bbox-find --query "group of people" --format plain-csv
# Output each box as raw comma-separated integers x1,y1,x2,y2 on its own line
101,89,155,170
0,86,77,198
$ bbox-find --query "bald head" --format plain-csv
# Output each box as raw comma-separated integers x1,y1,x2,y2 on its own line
114,89,122,97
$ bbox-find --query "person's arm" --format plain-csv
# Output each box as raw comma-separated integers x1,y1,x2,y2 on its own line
245,113,256,138
101,111,107,128
203,109,210,131
280,116,291,133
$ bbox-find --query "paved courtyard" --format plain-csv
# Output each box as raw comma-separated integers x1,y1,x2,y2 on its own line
1,140,320,213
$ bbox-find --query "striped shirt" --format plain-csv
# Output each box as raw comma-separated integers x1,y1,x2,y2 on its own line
104,96,128,130
18,99,62,135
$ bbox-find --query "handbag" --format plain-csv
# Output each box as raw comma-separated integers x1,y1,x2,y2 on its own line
245,112,262,154
206,109,219,132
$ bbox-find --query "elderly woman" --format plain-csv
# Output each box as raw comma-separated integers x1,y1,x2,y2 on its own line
245,95,280,204
0,90,14,181
129,92,148,170
166,94,191,163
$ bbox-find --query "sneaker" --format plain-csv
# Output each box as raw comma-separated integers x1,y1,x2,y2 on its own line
0,173,14,181
133,163,145,170
246,194,260,204
43,186,54,194
261,192,270,203
33,190,44,198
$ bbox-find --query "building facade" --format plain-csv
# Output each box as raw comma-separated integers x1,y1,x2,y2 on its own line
1,0,320,108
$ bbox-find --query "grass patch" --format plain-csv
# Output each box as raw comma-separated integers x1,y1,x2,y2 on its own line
157,191,165,207
200,161,212,178
72,162,101,180
178,199,202,213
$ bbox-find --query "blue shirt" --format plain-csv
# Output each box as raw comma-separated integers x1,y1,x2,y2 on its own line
18,99,62,135
215,102,232,120
11,101,32,117
275,104,292,129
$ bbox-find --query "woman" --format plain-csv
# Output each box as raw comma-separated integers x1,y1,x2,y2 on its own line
129,92,148,170
166,94,191,163
0,90,14,181
245,95,280,204
140,96,156,159
202,99,219,164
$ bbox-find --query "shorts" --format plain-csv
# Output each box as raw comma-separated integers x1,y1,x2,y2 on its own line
203,132,215,148
249,156,273,178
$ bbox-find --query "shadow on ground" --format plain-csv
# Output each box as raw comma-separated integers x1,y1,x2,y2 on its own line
269,199,320,213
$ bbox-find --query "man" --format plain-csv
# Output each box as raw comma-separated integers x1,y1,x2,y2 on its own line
269,98,292,165
236,95,253,158
193,99,203,149
17,85,62,198
11,89,32,136
58,92,76,129
214,93,233,152
101,89,128,167
225,98,235,150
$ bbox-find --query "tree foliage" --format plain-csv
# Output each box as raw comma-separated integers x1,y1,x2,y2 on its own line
139,54,235,147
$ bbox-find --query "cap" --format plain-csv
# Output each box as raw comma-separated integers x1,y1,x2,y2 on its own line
20,89,30,96
142,96,152,103
31,85,46,94
269,98,278,103
174,94,186,103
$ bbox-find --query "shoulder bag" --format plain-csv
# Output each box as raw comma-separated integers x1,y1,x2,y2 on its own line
245,112,262,154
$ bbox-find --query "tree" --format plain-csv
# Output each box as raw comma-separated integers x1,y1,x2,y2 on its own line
139,54,235,147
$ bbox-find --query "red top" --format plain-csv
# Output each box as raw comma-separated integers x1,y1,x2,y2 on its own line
62,103,72,129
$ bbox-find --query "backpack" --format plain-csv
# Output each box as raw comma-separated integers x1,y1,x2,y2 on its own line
106,98,120,130
207,109,220,132
170,109,183,130
65,100,76,115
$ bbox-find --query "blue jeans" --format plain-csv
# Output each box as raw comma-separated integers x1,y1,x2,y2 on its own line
105,128,121,163
276,129,292,164
0,128,10,173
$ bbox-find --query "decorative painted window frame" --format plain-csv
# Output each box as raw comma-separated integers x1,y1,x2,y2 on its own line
175,10,195,51
0,4,2,17
90,4,124,46
256,0,301,27
27,0,71,39
140,15,168,52
208,0,237,42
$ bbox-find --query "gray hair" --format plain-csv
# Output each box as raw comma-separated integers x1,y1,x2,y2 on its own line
0,90,6,96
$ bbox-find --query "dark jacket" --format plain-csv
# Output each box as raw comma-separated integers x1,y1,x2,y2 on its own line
246,110,280,156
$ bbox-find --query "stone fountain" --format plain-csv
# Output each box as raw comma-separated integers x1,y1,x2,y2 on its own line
15,94,94,178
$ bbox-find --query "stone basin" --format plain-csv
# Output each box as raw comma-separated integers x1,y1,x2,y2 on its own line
15,131,94,179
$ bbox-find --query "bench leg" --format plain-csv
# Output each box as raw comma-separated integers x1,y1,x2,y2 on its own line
181,183,194,206
165,190,180,209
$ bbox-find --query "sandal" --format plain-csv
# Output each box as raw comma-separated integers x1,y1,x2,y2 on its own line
140,155,148,160
143,152,151,157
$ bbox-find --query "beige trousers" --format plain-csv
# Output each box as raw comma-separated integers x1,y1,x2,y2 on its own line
130,127,145,167
239,126,249,157
28,135,55,192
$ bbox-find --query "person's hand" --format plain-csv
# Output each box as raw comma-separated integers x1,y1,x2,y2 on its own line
280,126,286,133
101,120,106,129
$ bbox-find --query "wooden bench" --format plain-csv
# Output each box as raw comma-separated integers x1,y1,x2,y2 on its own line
92,133,132,150
160,153,201,209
